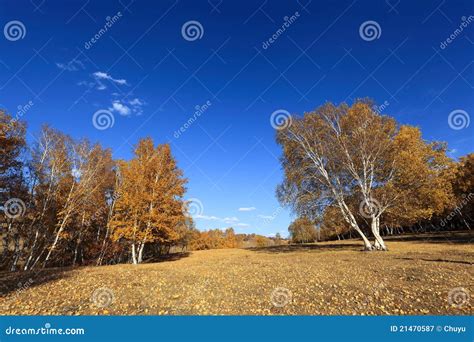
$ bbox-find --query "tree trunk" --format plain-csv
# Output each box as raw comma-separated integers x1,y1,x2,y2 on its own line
137,240,145,264
73,236,81,266
97,226,110,266
24,228,40,270
353,225,372,250
371,216,387,251
131,242,138,265
43,213,70,267
1,222,11,260
10,231,20,271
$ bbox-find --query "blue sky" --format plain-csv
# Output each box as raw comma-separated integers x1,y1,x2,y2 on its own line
1,0,473,237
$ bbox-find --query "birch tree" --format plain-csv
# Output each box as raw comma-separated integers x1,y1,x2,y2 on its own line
110,138,188,264
277,100,453,250
276,104,374,249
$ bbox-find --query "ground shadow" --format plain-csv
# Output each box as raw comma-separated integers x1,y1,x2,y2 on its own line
383,231,473,245
249,231,473,254
248,243,364,254
0,252,191,298
143,252,190,263
0,267,72,297
394,257,473,265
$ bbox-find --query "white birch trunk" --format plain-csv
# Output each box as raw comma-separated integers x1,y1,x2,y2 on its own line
131,242,138,265
371,216,387,250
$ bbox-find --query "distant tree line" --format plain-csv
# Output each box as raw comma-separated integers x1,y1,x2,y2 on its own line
187,227,279,250
278,100,473,249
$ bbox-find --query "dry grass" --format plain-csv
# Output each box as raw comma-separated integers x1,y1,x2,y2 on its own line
0,232,472,315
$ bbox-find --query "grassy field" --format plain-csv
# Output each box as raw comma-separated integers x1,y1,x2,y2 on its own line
0,232,472,315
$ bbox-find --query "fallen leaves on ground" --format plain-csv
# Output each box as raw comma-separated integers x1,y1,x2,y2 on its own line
0,233,472,315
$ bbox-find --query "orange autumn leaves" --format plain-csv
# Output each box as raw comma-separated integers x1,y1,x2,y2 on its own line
110,138,189,264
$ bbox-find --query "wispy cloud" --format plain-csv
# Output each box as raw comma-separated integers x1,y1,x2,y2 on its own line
93,71,128,86
194,214,247,227
108,98,146,116
223,217,239,224
258,214,275,220
56,59,85,71
195,214,220,220
238,207,256,212
78,71,128,91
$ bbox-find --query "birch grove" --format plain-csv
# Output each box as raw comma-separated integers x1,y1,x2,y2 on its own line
276,100,463,250
0,111,194,270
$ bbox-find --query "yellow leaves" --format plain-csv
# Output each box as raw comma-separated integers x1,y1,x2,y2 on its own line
110,137,189,248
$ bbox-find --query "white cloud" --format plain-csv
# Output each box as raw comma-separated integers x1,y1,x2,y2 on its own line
56,60,85,71
109,100,131,116
195,214,219,221
108,98,146,117
129,98,144,106
238,207,256,212
93,71,128,86
194,214,245,226
223,217,239,224
258,214,275,220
